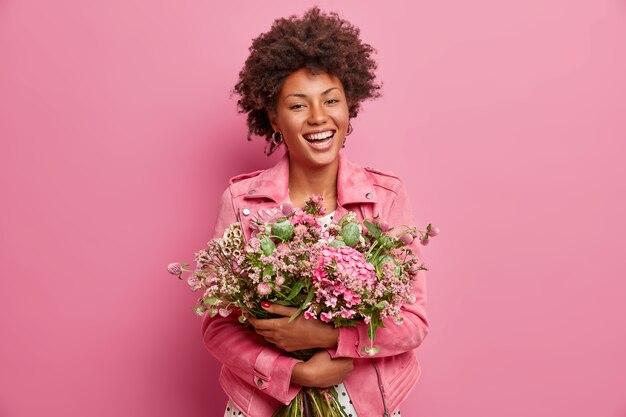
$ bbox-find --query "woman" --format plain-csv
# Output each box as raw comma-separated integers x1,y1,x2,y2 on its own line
203,7,429,417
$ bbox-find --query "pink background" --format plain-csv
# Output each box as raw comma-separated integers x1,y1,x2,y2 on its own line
1,0,625,416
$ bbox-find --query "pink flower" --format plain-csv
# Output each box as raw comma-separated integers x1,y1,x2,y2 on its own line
256,282,271,296
218,308,232,317
187,276,200,287
282,202,294,216
340,308,356,319
320,311,334,323
167,263,182,276
427,224,440,237
420,237,429,246
342,290,361,306
276,243,290,254
400,233,414,245
275,274,285,287
304,310,317,320
248,237,261,251
324,296,338,308
378,221,390,232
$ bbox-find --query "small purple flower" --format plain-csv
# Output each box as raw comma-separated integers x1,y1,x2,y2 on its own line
378,221,390,232
218,308,232,317
167,263,182,276
420,237,429,246
256,282,272,296
281,202,294,216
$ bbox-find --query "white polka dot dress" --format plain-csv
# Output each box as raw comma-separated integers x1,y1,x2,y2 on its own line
223,212,401,417
223,384,401,417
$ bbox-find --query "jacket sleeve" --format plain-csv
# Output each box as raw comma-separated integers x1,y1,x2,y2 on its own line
201,186,302,405
329,179,429,359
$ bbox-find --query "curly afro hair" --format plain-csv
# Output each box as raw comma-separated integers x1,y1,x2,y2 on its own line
234,6,381,147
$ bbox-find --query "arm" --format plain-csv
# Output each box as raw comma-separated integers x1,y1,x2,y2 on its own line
246,302,355,388
330,180,430,359
201,187,301,405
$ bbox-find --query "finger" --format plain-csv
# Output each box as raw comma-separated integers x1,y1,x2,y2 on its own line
261,303,299,317
248,317,281,330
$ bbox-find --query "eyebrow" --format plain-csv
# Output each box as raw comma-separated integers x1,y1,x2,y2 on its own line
285,87,339,99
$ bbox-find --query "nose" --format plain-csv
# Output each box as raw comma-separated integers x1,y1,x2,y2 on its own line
307,103,328,125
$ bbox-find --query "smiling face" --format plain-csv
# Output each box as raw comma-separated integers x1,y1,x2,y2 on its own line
268,68,350,171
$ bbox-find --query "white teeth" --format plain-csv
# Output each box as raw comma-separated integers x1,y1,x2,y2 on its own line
304,131,334,141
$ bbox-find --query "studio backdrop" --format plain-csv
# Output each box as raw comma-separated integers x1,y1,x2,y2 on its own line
1,1,625,416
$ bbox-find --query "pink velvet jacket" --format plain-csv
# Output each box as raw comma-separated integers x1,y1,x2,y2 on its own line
202,151,429,417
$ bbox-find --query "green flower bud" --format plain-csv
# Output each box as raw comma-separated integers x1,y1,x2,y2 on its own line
271,219,294,242
329,239,346,248
260,236,276,256
341,222,361,247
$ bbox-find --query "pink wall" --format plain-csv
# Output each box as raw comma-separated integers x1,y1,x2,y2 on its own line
1,1,625,416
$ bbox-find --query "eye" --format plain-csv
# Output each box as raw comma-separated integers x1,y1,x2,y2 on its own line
326,99,339,105
289,103,306,110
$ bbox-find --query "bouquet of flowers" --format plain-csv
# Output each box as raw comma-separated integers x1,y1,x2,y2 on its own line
168,196,437,417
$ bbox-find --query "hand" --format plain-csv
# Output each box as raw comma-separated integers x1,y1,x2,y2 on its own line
291,350,354,388
247,303,339,352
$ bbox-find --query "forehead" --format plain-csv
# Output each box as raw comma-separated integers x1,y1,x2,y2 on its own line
279,68,344,97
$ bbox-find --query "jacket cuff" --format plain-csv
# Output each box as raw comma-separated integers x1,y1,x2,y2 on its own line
253,348,302,405
328,326,362,358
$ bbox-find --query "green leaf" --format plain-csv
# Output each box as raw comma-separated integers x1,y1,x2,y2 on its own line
286,282,305,301
263,264,274,278
364,220,382,238
210,306,217,318
289,290,314,322
203,297,220,306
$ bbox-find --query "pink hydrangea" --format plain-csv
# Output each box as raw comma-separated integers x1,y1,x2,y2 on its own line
320,311,334,323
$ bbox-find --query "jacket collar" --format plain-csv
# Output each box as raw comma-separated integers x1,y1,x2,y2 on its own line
243,150,377,206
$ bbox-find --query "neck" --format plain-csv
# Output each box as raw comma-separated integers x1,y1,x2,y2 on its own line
287,157,338,210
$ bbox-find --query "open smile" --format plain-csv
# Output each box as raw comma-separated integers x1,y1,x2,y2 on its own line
303,130,335,142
